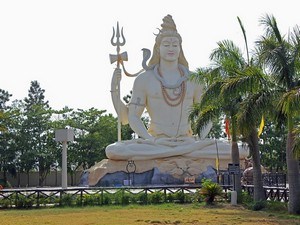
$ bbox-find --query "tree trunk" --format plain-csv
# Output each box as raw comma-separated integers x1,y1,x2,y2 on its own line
286,129,300,214
17,171,21,187
71,172,75,186
39,169,45,187
27,172,29,187
231,118,242,195
3,170,7,183
231,141,242,193
249,128,265,202
38,159,48,187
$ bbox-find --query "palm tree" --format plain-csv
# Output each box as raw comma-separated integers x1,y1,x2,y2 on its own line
190,17,267,202
190,37,248,194
256,14,300,214
294,123,300,158
222,65,271,202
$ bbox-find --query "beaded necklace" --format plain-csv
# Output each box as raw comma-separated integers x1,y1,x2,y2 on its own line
155,65,187,107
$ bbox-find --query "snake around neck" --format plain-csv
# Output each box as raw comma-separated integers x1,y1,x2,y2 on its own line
153,64,189,89
154,64,189,107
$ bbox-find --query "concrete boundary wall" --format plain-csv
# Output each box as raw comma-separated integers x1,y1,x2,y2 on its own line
0,171,83,187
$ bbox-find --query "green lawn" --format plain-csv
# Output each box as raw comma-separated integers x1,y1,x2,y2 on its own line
0,203,299,225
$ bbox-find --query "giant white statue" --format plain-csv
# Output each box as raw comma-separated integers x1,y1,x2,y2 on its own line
106,15,244,161
85,15,248,186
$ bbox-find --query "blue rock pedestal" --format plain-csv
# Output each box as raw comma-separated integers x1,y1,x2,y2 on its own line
81,157,228,187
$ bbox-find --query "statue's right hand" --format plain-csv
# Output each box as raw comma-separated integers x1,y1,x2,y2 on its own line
136,137,157,145
112,68,122,83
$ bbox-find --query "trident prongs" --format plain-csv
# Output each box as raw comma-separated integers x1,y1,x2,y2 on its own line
111,22,126,54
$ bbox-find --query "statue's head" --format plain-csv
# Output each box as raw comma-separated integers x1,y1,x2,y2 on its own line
155,14,182,46
148,15,189,68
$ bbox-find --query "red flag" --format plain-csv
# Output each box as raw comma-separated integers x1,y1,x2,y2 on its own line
225,118,231,140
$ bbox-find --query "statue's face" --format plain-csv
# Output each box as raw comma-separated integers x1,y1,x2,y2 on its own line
159,36,180,62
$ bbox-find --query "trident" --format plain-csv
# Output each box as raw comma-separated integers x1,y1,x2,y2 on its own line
109,22,147,141
110,22,128,69
110,22,127,142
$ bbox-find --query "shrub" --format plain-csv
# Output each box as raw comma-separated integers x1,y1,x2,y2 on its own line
136,192,148,204
0,198,12,208
93,194,103,205
240,191,253,204
149,192,163,204
199,178,223,205
15,195,34,209
173,191,185,204
61,194,74,207
192,188,203,203
166,193,174,203
39,196,51,206
102,193,111,205
266,200,288,212
114,191,131,205
184,193,193,203
78,194,95,206
251,200,267,211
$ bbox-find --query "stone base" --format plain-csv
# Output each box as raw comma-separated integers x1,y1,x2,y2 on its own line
80,156,244,187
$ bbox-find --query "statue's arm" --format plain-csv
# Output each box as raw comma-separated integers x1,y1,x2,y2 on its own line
128,76,153,140
194,82,212,139
111,68,129,125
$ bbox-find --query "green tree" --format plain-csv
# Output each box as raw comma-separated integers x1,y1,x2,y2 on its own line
256,14,300,214
190,41,244,195
259,120,286,172
22,80,55,186
190,17,267,201
52,106,132,186
227,65,270,202
294,122,300,158
217,17,272,202
0,89,16,183
10,99,34,186
0,89,11,132
65,108,125,171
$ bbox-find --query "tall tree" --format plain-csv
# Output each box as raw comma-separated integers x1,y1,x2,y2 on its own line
225,65,270,201
190,17,267,201
22,80,54,186
189,40,245,196
0,89,16,183
256,14,300,214
0,89,12,131
294,121,300,159
259,120,287,172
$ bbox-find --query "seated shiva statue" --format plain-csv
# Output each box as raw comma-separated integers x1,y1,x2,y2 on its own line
106,15,247,161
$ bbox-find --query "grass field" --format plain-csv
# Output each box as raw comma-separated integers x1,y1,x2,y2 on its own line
0,203,299,225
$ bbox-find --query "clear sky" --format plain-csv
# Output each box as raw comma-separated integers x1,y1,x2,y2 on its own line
1,0,299,115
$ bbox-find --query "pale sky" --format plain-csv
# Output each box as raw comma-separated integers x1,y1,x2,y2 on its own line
1,0,299,116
